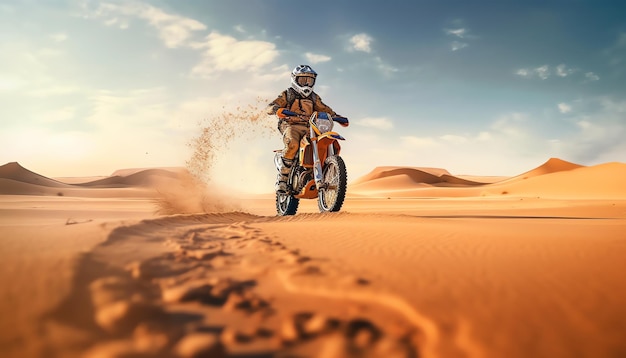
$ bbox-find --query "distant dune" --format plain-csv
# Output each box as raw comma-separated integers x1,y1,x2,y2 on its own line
485,161,626,198
348,158,626,199
0,162,71,188
77,169,182,188
496,157,584,184
1,158,625,199
349,166,486,194
0,162,188,197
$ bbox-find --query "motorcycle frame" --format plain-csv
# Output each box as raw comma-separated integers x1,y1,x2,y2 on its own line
294,112,344,199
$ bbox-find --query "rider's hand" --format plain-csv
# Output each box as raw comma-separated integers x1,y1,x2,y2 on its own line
276,108,289,119
334,115,350,127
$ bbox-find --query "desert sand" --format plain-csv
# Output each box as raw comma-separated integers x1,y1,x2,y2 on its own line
1,158,626,358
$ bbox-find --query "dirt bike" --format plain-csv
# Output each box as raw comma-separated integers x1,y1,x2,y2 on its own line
274,110,349,216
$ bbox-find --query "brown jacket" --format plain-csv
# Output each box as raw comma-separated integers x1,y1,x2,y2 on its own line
269,88,337,118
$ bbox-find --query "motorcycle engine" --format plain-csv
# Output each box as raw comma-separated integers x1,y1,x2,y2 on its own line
292,167,313,193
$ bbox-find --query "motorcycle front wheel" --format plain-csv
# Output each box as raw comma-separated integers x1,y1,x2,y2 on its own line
276,192,299,216
318,155,347,213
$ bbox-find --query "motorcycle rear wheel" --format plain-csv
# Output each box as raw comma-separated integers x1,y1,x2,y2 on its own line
318,155,347,213
276,192,299,216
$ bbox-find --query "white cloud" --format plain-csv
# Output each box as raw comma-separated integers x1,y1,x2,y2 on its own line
0,42,76,96
356,117,394,130
535,65,550,79
563,99,626,162
516,65,549,79
305,52,331,64
516,64,599,82
556,63,576,77
350,33,373,53
190,32,279,78
558,103,572,113
444,24,476,51
599,97,626,113
345,33,398,75
576,120,592,130
585,72,600,81
85,87,172,129
84,2,206,48
374,57,399,75
392,123,541,176
451,41,468,51
401,134,483,149
445,28,467,38
234,25,246,33
487,100,626,167
491,112,529,138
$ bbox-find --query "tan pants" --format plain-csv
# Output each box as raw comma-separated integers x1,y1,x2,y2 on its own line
278,121,309,160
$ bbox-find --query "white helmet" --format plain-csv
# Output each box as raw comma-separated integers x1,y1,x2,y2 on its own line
290,65,317,97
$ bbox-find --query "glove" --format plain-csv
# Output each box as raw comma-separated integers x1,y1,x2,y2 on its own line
276,108,289,119
334,115,350,127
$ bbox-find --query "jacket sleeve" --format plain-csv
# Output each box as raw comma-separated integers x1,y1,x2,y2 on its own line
313,94,337,117
267,90,289,115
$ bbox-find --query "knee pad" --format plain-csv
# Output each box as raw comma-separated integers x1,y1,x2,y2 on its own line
279,157,294,175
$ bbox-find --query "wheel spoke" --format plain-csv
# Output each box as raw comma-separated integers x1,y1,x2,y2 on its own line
321,162,340,209
317,155,346,213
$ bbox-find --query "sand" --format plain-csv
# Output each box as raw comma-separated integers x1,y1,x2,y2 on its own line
1,158,626,358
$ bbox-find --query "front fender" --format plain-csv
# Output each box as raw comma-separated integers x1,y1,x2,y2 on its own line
317,131,345,141
314,132,343,160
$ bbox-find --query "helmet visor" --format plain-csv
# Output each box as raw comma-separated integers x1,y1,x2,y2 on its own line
296,76,315,87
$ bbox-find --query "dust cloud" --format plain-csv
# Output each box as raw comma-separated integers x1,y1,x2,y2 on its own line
155,98,276,215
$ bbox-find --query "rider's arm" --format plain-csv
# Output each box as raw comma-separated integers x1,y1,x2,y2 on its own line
312,94,337,117
267,90,289,115
312,93,349,126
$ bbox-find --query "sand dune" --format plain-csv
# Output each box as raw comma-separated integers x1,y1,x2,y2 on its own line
5,157,621,199
0,162,71,188
77,168,182,188
348,166,488,197
351,166,485,186
1,158,626,358
495,157,584,184
351,166,454,184
0,162,188,197
349,158,626,199
485,161,626,198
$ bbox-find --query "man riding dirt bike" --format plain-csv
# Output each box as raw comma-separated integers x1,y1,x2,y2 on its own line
268,65,349,216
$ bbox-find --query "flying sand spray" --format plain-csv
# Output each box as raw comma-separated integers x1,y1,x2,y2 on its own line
155,98,275,214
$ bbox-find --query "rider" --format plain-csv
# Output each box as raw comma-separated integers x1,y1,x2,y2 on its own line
268,65,342,193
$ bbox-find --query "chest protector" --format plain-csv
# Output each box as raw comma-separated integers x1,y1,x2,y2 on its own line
286,89,317,116
289,98,314,116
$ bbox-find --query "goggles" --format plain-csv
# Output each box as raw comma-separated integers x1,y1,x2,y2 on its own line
296,76,315,87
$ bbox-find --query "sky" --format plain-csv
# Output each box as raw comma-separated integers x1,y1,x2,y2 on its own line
1,0,625,193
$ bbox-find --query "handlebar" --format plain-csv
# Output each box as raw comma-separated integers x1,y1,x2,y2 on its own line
279,110,349,126
280,109,299,117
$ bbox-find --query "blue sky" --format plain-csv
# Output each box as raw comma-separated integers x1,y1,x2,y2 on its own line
1,0,625,192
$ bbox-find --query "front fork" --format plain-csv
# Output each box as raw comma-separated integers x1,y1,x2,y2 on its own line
311,126,335,191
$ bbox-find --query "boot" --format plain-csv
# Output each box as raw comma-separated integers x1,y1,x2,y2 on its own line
275,157,293,193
